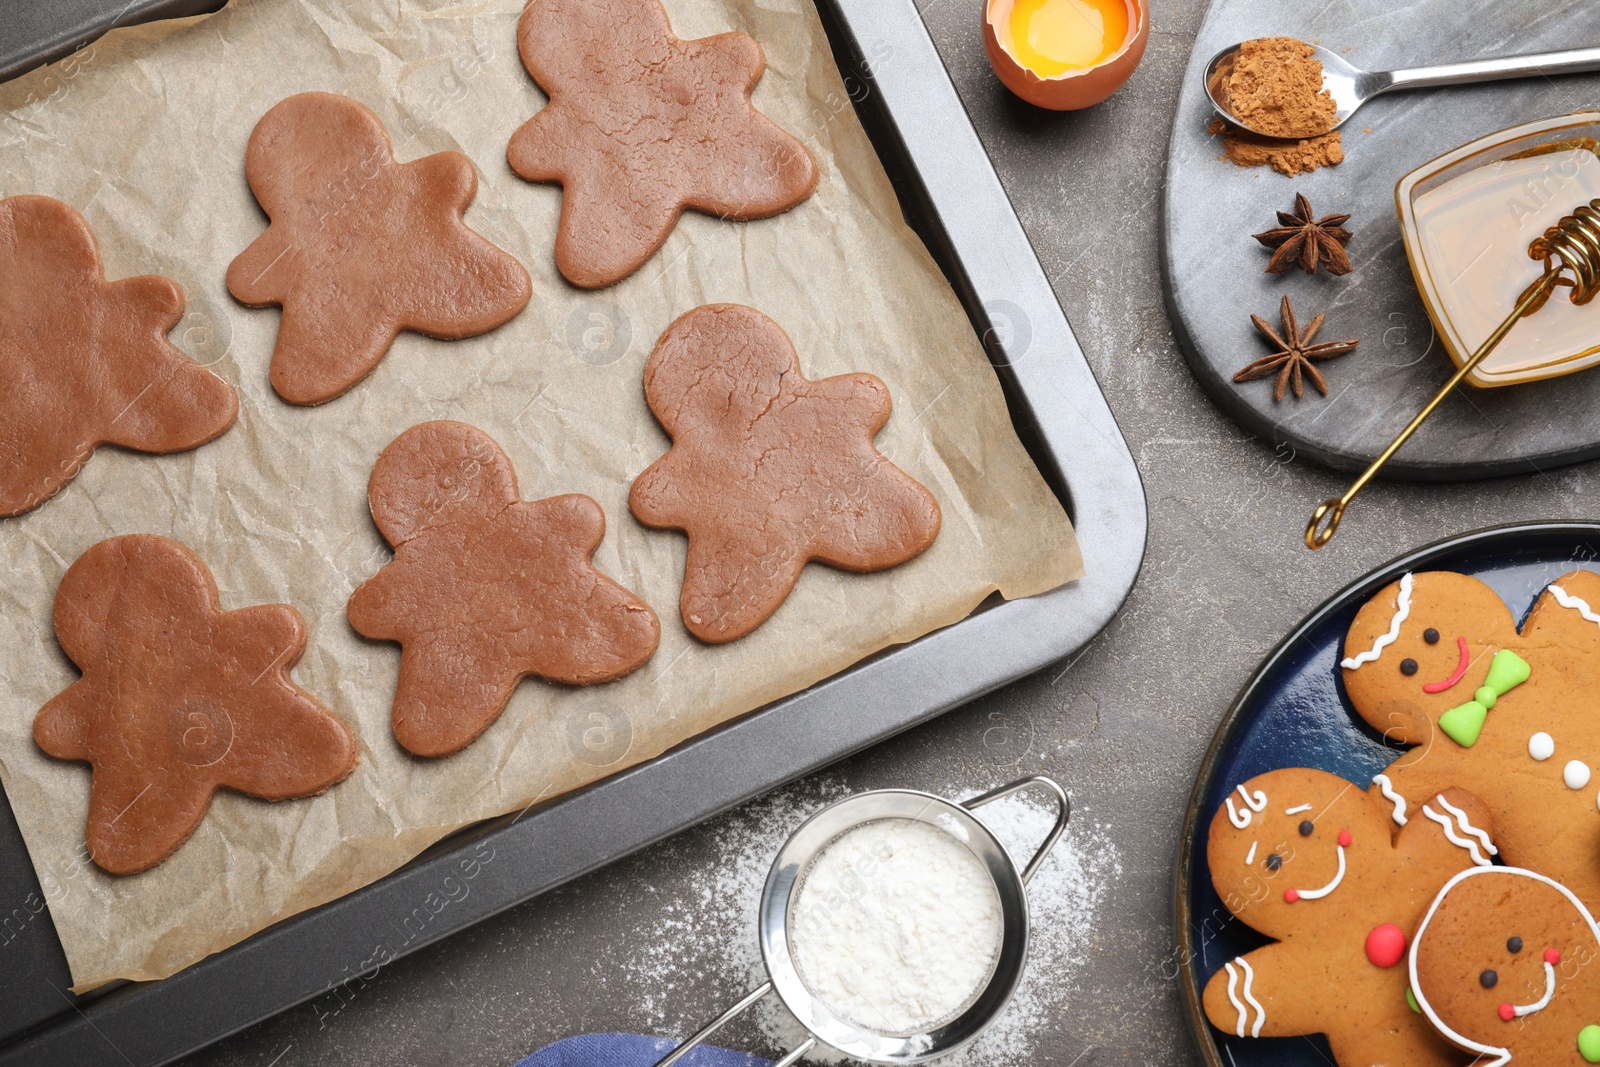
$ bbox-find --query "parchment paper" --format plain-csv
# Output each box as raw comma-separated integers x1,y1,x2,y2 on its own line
0,0,1082,989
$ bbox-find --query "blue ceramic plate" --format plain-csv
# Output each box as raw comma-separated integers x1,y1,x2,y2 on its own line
1175,521,1600,1066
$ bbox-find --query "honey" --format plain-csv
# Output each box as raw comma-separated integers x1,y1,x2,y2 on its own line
1003,0,1130,77
1398,116,1600,387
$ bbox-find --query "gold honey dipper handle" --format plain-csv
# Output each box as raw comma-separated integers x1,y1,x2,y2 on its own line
1306,198,1600,550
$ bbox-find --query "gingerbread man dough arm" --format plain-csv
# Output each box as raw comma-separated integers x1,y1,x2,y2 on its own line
1201,943,1318,1042
1396,786,1499,870
346,561,410,642
33,685,92,762
506,105,579,185
629,451,696,532
225,224,294,308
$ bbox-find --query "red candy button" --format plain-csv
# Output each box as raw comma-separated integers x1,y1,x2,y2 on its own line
1338,830,1353,847
1365,923,1407,968
1284,888,1300,903
1499,1003,1516,1022
1546,948,1563,965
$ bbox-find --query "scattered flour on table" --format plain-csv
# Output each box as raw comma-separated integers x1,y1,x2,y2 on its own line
790,818,1003,1033
619,777,1120,1065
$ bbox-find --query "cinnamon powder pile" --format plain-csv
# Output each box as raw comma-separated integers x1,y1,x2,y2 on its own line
1208,36,1344,176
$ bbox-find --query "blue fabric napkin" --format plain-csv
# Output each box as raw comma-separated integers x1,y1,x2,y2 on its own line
512,1033,775,1067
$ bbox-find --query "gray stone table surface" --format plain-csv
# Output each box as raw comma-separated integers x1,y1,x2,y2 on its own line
185,2,1600,1066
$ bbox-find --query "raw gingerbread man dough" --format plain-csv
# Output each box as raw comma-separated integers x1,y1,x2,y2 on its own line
0,195,237,518
1341,570,1600,908
229,92,532,405
347,421,660,757
507,0,818,288
630,304,940,644
34,535,358,876
1412,866,1600,1066
1203,767,1494,1067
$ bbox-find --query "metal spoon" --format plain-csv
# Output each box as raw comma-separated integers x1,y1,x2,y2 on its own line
1205,43,1600,138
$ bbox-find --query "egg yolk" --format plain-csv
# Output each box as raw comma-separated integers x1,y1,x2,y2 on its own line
1005,0,1130,76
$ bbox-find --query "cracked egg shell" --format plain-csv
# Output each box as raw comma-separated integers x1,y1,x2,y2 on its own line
983,0,1148,111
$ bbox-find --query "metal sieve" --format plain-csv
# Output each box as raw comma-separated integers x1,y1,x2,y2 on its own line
652,775,1070,1067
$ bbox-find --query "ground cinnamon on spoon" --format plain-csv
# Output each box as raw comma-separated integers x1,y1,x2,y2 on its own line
1208,36,1344,176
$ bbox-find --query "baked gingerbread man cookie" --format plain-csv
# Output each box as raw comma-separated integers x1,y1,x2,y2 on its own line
1412,866,1600,1065
347,421,660,757
629,304,941,644
0,195,237,518
229,92,532,405
1203,767,1496,1066
34,535,358,876
1341,570,1600,906
506,0,819,288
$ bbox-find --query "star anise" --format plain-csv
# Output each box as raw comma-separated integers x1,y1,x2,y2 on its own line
1253,192,1353,275
1233,295,1359,401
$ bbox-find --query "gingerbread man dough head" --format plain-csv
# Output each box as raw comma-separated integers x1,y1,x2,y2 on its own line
629,304,940,643
507,0,818,288
348,421,660,757
1203,767,1495,1066
34,535,357,875
1412,866,1600,1066
228,92,531,405
0,195,237,517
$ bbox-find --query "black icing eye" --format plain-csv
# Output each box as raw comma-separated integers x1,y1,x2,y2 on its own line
1423,628,1440,644
1400,658,1419,676
1507,937,1523,954
1298,820,1315,837
1480,969,1498,988
1265,853,1282,871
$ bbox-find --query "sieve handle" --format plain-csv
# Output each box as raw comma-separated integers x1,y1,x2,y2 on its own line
649,982,817,1067
963,775,1071,885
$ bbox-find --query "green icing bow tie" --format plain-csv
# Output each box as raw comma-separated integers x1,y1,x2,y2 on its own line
1438,649,1531,748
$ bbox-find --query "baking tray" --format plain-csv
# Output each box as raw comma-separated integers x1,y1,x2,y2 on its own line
1173,521,1600,1066
0,1,1146,1063
1162,0,1600,480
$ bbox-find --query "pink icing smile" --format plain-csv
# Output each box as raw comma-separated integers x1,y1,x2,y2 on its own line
1422,636,1471,693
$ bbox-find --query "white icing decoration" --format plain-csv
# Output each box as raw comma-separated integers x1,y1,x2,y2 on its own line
1285,804,1312,815
1341,572,1414,670
1513,961,1557,1018
1565,760,1592,789
1294,842,1347,900
1226,786,1268,829
1226,799,1249,829
1529,732,1556,761
1223,962,1247,1037
1244,841,1258,865
1433,794,1498,857
1372,774,1408,826
1548,582,1600,628
1237,957,1266,1038
1422,803,1491,867
1411,866,1600,1067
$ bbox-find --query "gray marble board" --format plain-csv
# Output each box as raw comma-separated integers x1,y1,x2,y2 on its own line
1163,0,1600,480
